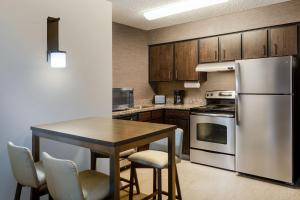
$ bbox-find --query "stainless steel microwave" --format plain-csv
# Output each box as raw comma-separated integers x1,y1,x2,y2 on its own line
113,88,134,111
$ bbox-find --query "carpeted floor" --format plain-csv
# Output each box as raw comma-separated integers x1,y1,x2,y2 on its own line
120,160,300,200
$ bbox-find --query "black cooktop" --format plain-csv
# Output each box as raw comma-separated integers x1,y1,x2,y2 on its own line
191,104,235,114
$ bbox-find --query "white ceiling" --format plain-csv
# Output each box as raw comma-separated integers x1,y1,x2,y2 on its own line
108,0,290,30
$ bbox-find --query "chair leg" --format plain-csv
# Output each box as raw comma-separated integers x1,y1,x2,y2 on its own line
49,194,53,200
153,169,157,200
157,169,162,200
129,164,135,200
175,166,182,200
30,188,39,200
133,167,140,194
14,183,22,200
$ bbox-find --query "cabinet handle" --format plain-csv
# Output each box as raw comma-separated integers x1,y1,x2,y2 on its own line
175,70,178,80
274,44,278,55
263,45,267,56
223,49,226,60
169,71,172,80
215,51,217,60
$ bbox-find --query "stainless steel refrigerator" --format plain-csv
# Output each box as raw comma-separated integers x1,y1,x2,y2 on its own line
235,56,297,184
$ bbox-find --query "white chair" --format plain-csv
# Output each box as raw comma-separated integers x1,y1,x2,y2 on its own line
7,142,51,200
128,128,183,200
42,152,110,200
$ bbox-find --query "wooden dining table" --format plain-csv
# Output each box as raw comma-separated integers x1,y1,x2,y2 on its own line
31,117,177,200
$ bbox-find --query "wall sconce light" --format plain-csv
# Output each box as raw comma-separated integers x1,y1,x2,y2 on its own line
47,17,66,68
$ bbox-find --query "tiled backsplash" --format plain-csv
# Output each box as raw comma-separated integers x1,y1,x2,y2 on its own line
155,72,235,105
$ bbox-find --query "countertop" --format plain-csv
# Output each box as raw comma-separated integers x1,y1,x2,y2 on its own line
112,104,204,117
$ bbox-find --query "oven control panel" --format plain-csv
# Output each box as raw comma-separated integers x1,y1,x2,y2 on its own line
206,91,235,99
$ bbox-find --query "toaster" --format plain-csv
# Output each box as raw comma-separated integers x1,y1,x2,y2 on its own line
153,95,166,104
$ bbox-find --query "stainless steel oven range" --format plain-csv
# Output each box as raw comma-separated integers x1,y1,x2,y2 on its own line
190,90,236,171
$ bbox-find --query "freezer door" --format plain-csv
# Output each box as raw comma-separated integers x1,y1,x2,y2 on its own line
236,56,293,94
236,95,293,183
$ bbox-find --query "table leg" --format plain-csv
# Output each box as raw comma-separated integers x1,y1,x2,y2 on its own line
90,151,97,170
109,148,120,200
32,135,40,162
168,130,176,200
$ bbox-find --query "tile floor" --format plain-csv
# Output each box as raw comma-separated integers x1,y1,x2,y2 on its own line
120,160,300,200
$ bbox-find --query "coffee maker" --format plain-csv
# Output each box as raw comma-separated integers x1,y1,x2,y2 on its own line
174,90,185,105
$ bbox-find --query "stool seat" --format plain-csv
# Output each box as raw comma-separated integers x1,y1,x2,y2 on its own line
128,128,184,200
128,150,181,169
79,170,110,200
120,148,137,158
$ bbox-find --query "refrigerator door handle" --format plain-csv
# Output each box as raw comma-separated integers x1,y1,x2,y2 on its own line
235,94,240,125
235,62,241,125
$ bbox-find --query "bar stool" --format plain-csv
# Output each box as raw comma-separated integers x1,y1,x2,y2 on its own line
42,152,110,200
90,148,140,193
128,128,183,200
7,142,51,200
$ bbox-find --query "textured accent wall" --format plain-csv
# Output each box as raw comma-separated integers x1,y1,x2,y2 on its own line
148,0,300,44
156,72,235,104
113,23,154,104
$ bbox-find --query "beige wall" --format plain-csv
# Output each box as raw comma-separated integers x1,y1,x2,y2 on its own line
113,23,154,104
148,0,300,44
0,0,112,199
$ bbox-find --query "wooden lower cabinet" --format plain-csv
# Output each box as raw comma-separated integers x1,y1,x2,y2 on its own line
136,109,191,155
138,111,152,122
137,110,163,151
165,110,190,155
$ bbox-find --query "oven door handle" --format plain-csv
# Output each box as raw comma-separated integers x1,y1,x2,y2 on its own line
191,112,234,118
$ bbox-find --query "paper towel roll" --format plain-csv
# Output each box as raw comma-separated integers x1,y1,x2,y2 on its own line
184,81,200,88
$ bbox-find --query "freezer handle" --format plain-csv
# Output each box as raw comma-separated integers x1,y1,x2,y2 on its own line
235,63,241,94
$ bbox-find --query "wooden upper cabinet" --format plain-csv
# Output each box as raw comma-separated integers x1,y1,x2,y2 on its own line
149,44,174,82
270,25,298,57
242,29,268,59
175,40,199,81
219,33,242,61
199,37,219,63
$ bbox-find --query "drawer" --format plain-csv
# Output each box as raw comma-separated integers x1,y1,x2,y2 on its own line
165,109,190,119
151,109,163,119
149,118,164,124
190,149,235,171
138,111,152,122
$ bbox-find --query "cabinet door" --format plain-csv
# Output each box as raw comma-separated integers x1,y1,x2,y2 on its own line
138,111,152,122
177,119,190,155
270,25,298,57
165,118,190,155
199,37,219,63
242,29,268,59
149,44,174,81
219,33,241,61
175,40,199,81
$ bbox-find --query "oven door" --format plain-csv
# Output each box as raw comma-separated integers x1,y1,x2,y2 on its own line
190,113,235,155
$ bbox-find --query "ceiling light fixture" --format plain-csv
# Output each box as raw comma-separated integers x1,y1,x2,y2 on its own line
143,0,228,21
